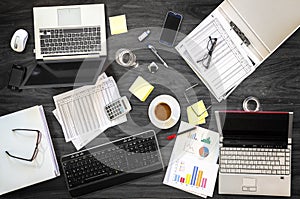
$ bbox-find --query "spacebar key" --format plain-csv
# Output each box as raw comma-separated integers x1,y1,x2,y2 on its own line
63,28,83,34
85,173,108,183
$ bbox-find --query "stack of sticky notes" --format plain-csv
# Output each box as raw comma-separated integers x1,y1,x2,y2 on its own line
109,14,128,35
129,76,154,102
187,100,209,125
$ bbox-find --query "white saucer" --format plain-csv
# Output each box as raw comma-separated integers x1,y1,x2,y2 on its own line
148,95,181,129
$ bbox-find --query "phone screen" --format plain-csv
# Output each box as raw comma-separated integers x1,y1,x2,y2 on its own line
159,11,182,46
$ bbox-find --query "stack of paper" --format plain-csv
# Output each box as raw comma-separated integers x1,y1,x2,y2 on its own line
187,100,209,125
0,106,60,195
53,73,127,150
163,121,219,198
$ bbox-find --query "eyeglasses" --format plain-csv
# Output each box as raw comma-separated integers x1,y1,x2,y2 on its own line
184,84,212,117
5,129,42,162
197,36,218,69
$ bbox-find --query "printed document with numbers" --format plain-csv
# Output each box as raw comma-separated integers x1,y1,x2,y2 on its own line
53,73,126,150
176,0,300,102
176,9,258,102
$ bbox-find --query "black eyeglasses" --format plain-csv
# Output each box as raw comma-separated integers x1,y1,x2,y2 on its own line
5,129,42,162
197,36,218,69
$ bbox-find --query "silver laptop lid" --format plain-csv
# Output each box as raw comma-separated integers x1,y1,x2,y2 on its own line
33,4,107,61
215,111,293,148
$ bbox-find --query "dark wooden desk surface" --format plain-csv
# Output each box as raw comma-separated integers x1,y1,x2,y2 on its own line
1,0,300,198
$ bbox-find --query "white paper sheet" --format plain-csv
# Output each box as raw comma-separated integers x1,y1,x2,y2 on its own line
53,73,126,150
164,155,219,198
176,9,257,102
163,122,219,198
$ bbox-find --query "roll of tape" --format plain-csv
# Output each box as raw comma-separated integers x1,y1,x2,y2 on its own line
243,96,260,112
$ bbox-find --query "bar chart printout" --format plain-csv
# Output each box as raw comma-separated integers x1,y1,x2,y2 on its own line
173,166,207,188
164,155,218,197
173,162,207,189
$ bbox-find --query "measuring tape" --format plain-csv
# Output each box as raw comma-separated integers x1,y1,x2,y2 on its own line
243,96,260,112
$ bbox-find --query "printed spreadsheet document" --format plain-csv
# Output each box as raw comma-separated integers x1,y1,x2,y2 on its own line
175,9,257,102
53,73,126,150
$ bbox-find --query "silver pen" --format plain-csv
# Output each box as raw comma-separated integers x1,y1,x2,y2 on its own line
147,44,169,68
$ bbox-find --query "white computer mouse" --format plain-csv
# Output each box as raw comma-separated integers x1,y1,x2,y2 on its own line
10,29,28,52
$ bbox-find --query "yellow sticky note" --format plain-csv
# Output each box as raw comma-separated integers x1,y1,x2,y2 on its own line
187,100,208,125
129,76,154,102
109,14,128,35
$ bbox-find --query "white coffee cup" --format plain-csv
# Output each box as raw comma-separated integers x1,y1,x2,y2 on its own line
148,95,180,129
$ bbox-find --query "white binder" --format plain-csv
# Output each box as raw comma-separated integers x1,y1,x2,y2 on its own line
0,106,60,195
176,0,300,102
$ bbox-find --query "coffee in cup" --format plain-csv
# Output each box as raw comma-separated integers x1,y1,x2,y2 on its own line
154,102,172,121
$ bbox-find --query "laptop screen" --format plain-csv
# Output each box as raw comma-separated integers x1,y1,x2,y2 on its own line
218,111,290,147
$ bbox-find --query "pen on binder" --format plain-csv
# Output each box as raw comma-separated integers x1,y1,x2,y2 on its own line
147,44,169,68
167,126,197,140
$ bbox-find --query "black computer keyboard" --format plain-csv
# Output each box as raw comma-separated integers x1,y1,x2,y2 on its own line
61,130,164,197
39,26,101,55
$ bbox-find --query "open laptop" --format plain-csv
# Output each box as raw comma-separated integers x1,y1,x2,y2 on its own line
215,111,293,197
33,4,107,62
21,4,107,88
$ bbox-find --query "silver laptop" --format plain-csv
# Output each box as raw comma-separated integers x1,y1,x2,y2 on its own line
215,111,293,197
33,4,107,62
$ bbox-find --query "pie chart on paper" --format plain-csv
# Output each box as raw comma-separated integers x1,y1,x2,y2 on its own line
199,146,209,158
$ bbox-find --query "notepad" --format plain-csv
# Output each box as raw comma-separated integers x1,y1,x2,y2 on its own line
187,100,208,125
109,14,128,35
129,76,154,102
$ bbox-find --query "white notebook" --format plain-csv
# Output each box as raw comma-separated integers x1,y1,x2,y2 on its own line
0,106,60,195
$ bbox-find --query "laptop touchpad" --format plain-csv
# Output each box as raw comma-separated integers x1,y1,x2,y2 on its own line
57,8,81,26
242,178,257,192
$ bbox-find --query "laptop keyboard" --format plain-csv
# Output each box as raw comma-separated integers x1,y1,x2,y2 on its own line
39,26,101,55
220,147,290,175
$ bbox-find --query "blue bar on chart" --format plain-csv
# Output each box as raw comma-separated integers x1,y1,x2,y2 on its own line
174,174,180,182
191,166,198,185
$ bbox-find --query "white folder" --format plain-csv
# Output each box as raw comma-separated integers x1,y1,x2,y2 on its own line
176,0,300,102
0,106,60,195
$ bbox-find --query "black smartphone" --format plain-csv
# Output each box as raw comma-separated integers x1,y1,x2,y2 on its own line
159,11,183,47
7,64,26,91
